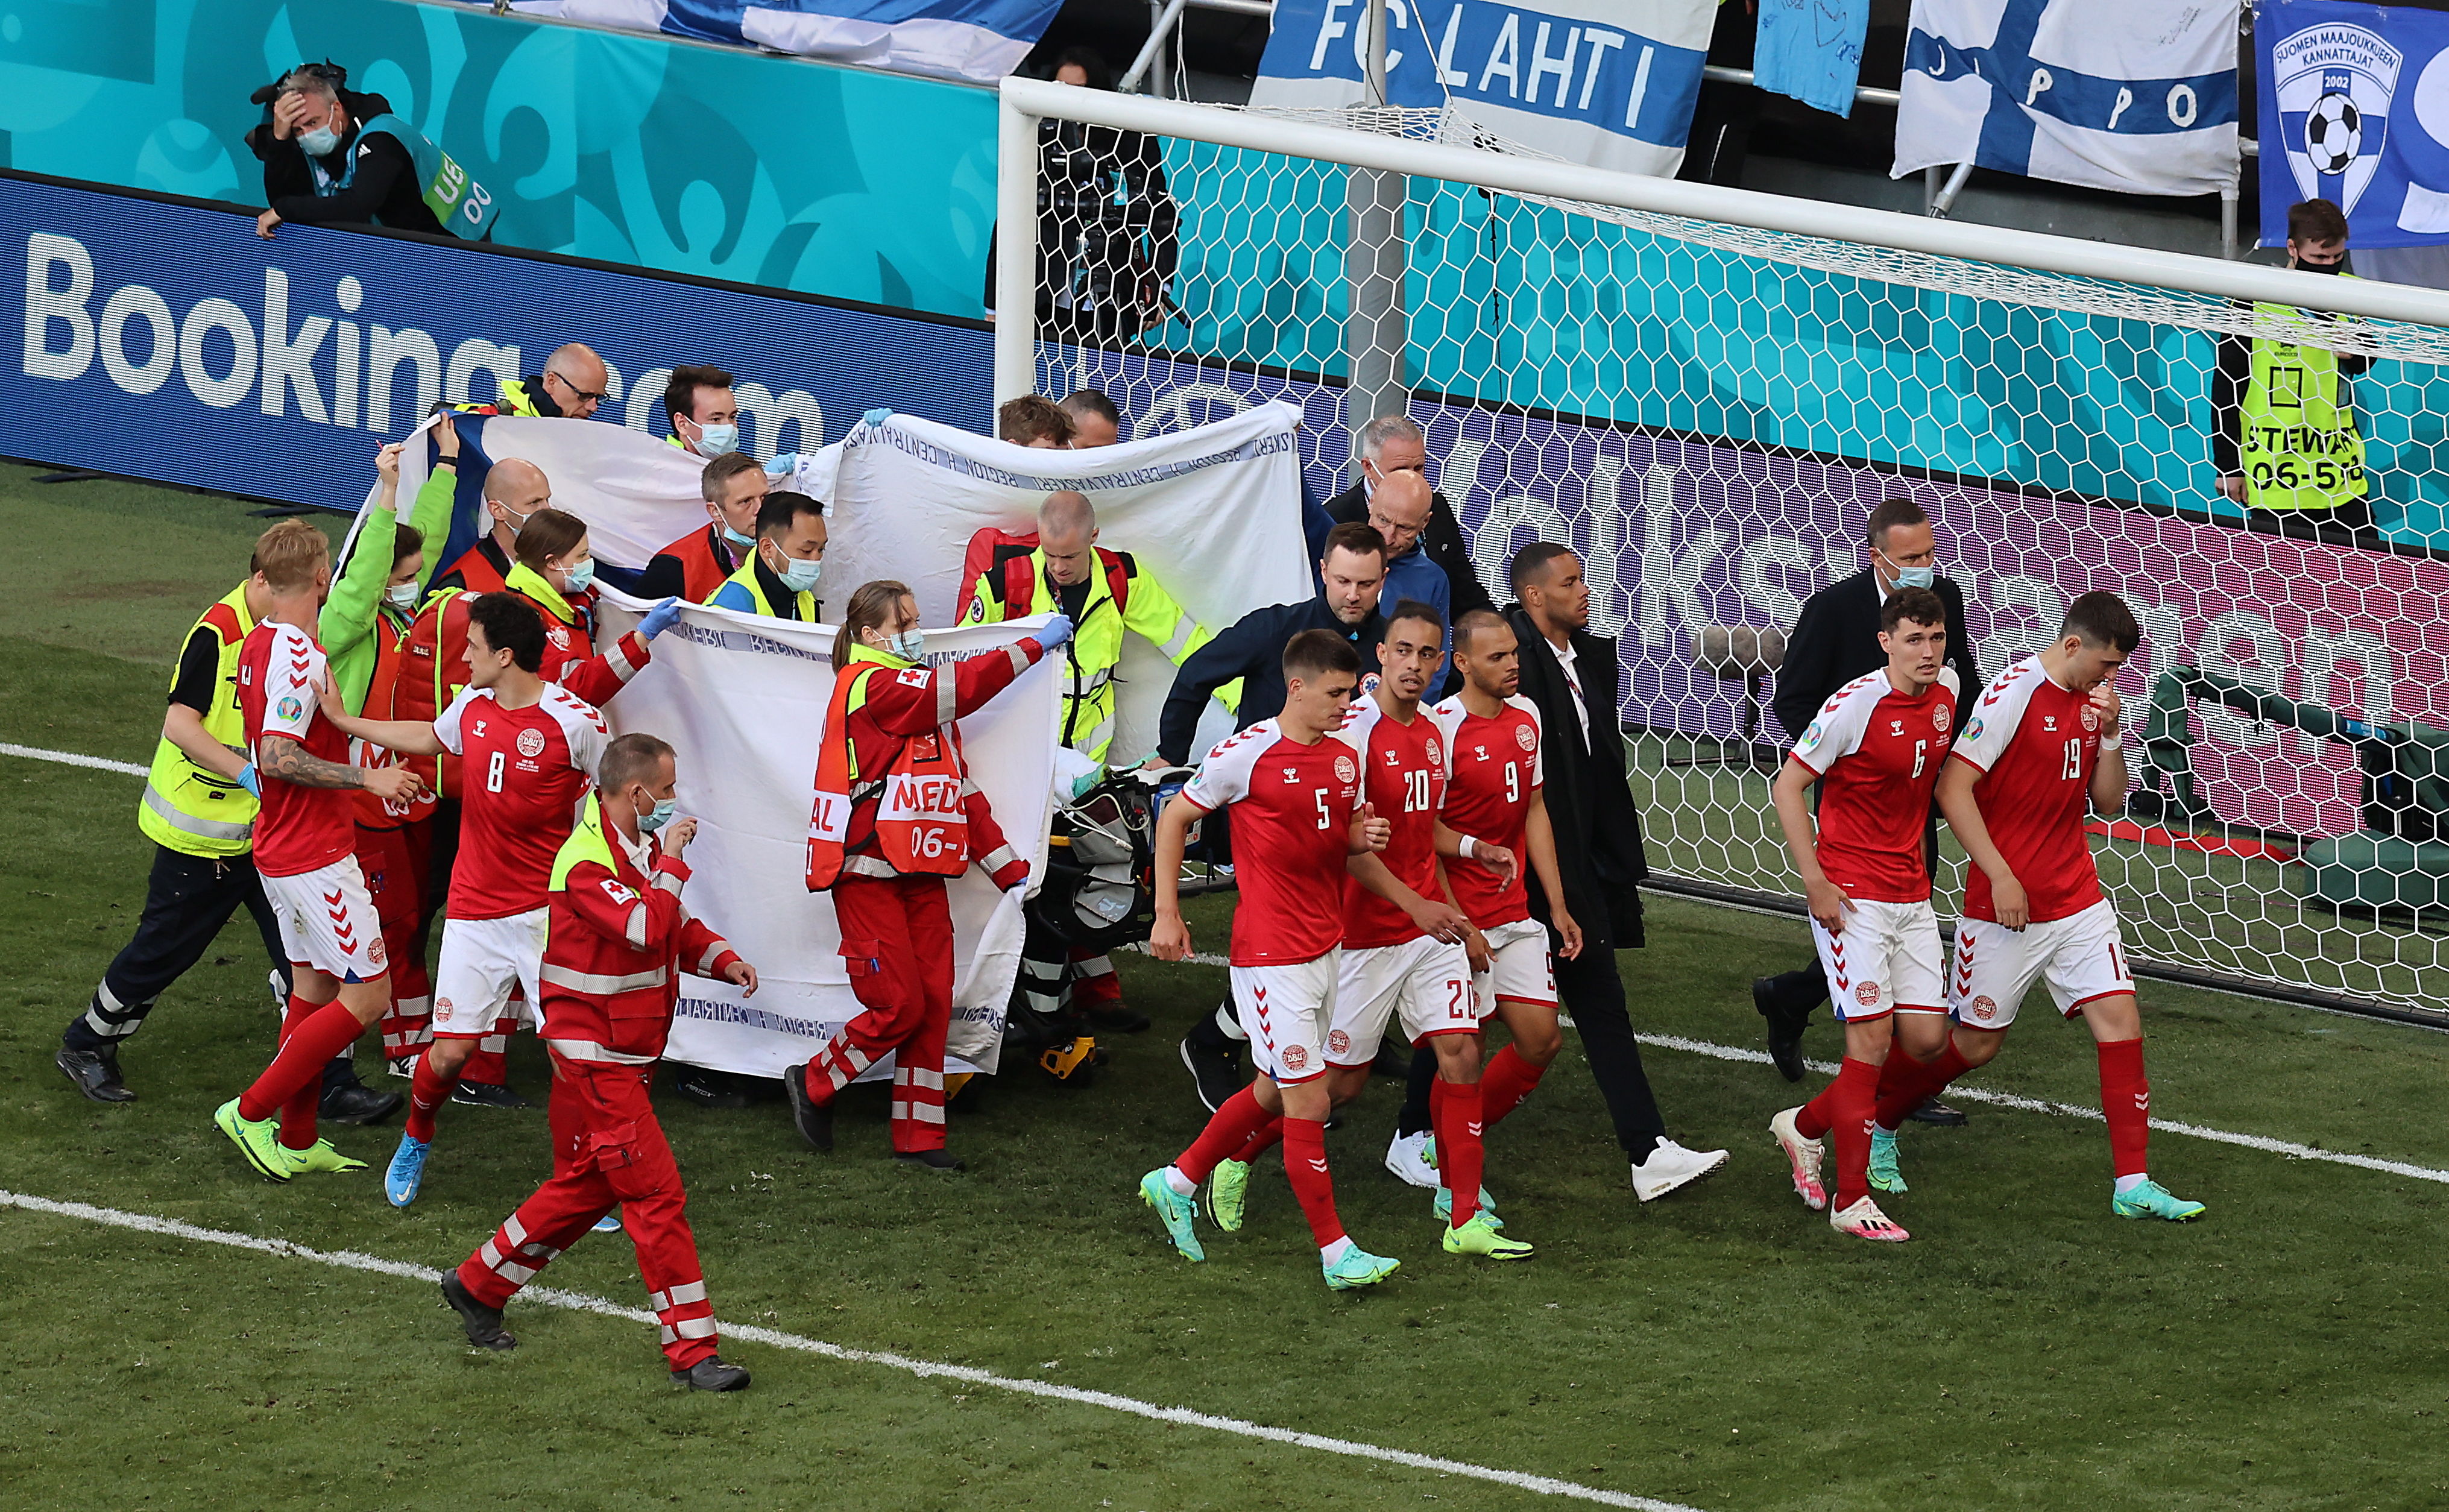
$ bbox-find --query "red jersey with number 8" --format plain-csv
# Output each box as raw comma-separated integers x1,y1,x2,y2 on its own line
433,684,610,920
1177,718,1361,966
1788,668,1961,903
1948,655,2106,925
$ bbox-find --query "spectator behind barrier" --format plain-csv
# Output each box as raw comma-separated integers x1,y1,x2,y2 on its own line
248,61,446,241
1061,390,1124,448
666,367,741,459
1000,395,1076,448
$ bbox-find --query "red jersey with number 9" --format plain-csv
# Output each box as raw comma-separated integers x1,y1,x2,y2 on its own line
1429,693,1544,928
1178,718,1361,966
1337,695,1448,949
1948,655,2106,925
433,684,609,920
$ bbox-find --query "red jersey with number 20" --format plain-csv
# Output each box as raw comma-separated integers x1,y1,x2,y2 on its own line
1338,695,1448,949
1788,667,1961,903
434,684,610,920
1179,718,1361,966
1949,655,2107,925
238,620,357,879
1428,694,1543,928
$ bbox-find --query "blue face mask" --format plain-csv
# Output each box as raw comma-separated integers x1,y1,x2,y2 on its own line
562,558,596,594
638,796,677,833
693,421,739,456
721,523,757,550
888,629,925,662
1893,564,1935,590
298,125,342,157
776,554,822,594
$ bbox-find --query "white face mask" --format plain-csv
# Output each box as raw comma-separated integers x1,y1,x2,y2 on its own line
887,628,925,661
385,581,420,611
298,123,342,157
693,421,739,456
561,558,596,594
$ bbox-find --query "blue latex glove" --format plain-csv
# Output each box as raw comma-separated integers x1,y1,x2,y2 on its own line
862,408,895,427
763,452,801,477
639,597,685,640
236,763,260,798
1037,612,1075,650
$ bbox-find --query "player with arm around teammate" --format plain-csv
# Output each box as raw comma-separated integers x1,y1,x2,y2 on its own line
1138,629,1407,1290
1765,588,1959,1242
1879,591,2205,1222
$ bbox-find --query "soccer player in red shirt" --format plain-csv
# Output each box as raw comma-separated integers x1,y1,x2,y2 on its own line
1885,590,2205,1222
1138,629,1402,1290
214,521,424,1180
1766,587,1960,1242
315,593,609,1207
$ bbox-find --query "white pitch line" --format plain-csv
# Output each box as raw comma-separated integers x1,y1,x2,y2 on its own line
1633,1032,2449,1186
0,1188,1703,1512
0,742,147,777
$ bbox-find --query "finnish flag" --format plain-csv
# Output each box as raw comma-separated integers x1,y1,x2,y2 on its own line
1891,0,2240,197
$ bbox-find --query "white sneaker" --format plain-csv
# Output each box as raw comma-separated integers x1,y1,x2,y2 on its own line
1384,1129,1439,1189
1768,1107,1827,1212
1630,1139,1730,1202
1827,1195,1910,1243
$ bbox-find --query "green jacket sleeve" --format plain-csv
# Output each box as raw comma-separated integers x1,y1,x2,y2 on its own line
320,504,399,715
407,463,459,594
1120,565,1209,666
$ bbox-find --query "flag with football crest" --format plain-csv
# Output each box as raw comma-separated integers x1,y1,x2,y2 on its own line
2258,0,2449,248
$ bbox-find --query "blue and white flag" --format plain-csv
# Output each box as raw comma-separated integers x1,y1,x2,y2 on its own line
1755,0,1873,119
513,0,1062,84
1251,0,1716,178
1891,0,2239,196
2257,1,2449,248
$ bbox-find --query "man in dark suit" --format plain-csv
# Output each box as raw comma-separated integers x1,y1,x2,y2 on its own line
1319,414,1496,623
1756,498,1982,1113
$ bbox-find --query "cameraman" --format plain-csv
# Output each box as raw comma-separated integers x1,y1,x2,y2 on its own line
248,63,446,240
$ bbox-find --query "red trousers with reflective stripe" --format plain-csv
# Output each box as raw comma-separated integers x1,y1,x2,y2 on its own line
805,872,954,1153
356,821,433,1062
455,1054,717,1370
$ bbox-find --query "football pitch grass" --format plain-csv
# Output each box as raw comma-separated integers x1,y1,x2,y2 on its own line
5,464,2449,1511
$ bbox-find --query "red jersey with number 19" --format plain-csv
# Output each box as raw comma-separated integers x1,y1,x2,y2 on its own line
1788,667,1961,903
237,620,358,879
1429,693,1543,927
433,684,610,921
1949,655,2106,925
1178,718,1361,966
1337,696,1448,949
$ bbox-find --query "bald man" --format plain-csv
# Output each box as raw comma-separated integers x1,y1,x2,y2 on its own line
958,490,1211,1046
1369,470,1454,693
450,342,613,423
427,452,554,598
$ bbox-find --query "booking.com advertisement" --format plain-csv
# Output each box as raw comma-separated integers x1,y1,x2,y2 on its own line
2,172,994,512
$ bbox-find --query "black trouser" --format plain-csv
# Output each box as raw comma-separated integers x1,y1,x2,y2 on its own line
1397,941,1666,1159
1759,808,1943,1016
66,845,356,1089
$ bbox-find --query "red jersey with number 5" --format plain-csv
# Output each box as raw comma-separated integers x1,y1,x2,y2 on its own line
1948,656,2105,924
433,684,610,920
1178,718,1361,966
1429,693,1543,928
1788,668,1961,903
1337,696,1448,949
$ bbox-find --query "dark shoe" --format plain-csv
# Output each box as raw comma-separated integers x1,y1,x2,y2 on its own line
894,1148,965,1171
57,1045,135,1104
1753,978,1809,1083
1371,1040,1413,1077
452,1080,533,1110
1178,1033,1246,1114
1083,1003,1151,1034
786,1063,834,1152
320,1080,403,1126
673,1066,755,1110
441,1273,516,1351
672,1355,751,1391
1905,1098,1969,1128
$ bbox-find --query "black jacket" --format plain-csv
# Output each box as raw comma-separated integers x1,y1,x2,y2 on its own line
251,89,447,237
1323,482,1497,620
1158,596,1385,764
1507,606,1647,950
1771,569,1981,745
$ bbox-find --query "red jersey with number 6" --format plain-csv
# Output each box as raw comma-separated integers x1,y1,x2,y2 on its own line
1429,693,1544,928
1178,718,1361,966
1788,668,1961,903
237,620,357,879
1948,655,2106,925
1337,696,1448,949
433,684,610,921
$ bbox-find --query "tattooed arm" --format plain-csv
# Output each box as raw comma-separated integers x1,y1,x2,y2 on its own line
259,734,421,801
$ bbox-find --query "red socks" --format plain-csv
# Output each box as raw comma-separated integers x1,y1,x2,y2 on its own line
1174,1085,1274,1183
2096,1037,2151,1179
1800,1057,1883,1211
1430,1077,1486,1227
1478,1044,1546,1127
1280,1117,1344,1249
1871,1041,1973,1132
403,1049,464,1144
1231,1117,1285,1165
239,999,367,1141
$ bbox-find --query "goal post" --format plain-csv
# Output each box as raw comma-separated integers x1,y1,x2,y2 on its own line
994,75,2449,1021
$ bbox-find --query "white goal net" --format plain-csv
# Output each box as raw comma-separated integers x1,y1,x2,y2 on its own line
997,80,2449,1020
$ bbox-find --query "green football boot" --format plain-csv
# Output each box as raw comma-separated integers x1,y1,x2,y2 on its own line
1441,1212,1533,1261
213,1098,292,1182
2112,1178,2206,1222
1139,1169,1205,1261
1207,1158,1250,1233
1322,1245,1401,1290
1868,1128,1908,1194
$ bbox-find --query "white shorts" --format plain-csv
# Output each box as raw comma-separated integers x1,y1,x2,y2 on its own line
1475,918,1556,1014
1231,950,1340,1085
1811,897,1946,1022
263,858,389,983
431,908,548,1040
1949,898,2134,1030
1329,934,1480,1069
